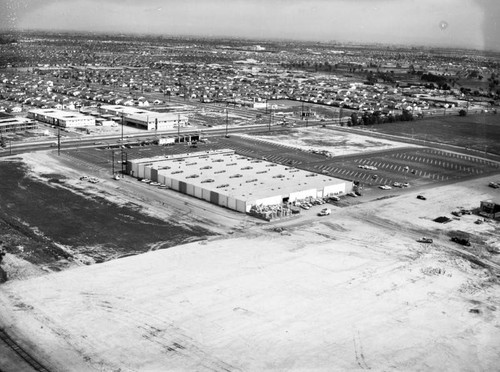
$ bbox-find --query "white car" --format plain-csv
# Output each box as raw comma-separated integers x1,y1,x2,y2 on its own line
318,208,331,216
379,185,392,190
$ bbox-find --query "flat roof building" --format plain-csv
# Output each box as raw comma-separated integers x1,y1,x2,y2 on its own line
0,116,37,133
99,105,188,131
28,109,95,128
127,149,352,213
479,199,500,220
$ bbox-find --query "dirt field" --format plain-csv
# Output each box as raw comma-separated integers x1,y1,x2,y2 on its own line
0,152,256,280
368,114,500,155
1,174,499,371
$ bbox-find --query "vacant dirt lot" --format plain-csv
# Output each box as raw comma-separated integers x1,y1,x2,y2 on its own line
0,152,254,280
1,174,499,371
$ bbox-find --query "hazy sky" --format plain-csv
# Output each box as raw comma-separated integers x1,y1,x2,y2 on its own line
1,0,499,51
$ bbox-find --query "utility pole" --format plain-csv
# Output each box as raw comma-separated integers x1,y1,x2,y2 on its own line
112,151,115,175
57,126,61,156
121,111,125,174
177,113,181,142
268,108,272,131
225,108,229,137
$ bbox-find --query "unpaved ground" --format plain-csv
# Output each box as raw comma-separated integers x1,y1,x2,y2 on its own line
1,173,499,371
243,127,421,157
0,152,254,281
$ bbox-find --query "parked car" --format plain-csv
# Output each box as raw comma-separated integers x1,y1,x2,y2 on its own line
379,185,391,190
318,208,331,216
488,182,499,189
417,237,433,243
417,195,427,200
451,236,471,246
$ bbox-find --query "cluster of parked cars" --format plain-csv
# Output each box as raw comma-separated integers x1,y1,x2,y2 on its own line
296,198,329,210
138,178,167,188
79,175,99,183
451,209,472,217
393,182,410,188
489,181,500,189
379,182,410,190
358,164,378,170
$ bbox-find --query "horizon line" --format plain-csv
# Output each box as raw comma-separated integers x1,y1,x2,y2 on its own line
1,27,498,54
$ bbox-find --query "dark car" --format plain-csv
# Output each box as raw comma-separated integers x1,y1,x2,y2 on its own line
417,195,427,200
451,236,471,246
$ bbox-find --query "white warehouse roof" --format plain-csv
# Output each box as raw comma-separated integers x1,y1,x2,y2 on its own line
128,149,351,212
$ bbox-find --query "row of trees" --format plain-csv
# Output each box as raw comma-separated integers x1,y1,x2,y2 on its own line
347,109,415,126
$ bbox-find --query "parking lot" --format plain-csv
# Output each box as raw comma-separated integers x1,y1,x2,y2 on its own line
64,133,500,198
310,147,500,189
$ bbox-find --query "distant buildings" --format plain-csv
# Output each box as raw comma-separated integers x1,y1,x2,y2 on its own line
0,116,37,133
99,105,188,131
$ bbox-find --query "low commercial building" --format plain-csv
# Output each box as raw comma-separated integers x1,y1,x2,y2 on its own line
99,105,188,131
127,149,352,213
28,108,95,127
0,116,37,133
479,199,500,219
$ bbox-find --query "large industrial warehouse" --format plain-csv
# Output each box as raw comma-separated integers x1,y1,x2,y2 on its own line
127,149,353,213
99,105,188,130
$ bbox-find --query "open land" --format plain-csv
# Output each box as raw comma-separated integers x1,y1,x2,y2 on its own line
0,123,500,371
0,172,499,371
1,30,500,372
368,115,500,155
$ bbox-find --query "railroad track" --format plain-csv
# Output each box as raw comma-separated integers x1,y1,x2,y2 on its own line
0,328,51,372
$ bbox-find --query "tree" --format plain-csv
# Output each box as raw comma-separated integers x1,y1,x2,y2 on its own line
350,112,359,126
458,109,467,116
